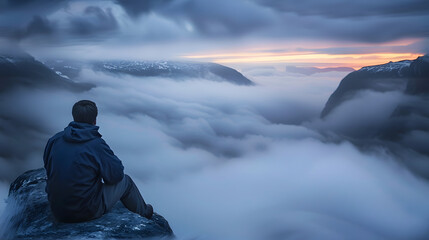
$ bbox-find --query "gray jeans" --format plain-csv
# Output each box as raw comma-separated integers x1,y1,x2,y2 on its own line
94,174,153,219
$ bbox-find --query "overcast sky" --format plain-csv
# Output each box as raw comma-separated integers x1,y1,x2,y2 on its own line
0,0,428,68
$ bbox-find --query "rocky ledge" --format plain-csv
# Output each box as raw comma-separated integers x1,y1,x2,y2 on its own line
0,168,173,240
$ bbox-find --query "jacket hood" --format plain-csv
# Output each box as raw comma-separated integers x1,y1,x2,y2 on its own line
63,121,101,143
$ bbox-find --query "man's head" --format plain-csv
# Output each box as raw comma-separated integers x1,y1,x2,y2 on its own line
72,100,98,125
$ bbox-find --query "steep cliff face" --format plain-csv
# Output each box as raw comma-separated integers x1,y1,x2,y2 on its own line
321,56,429,118
406,55,429,94
0,169,174,240
320,60,413,118
319,55,429,158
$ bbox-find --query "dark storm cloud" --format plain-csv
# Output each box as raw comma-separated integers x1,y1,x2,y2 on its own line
161,0,275,36
0,5,119,42
112,0,428,42
14,15,55,39
113,0,273,36
0,0,428,45
117,0,429,42
246,0,429,42
24,16,54,35
0,0,67,28
0,0,67,10
0,1,119,41
69,6,118,36
274,12,429,43
115,0,173,17
256,0,429,18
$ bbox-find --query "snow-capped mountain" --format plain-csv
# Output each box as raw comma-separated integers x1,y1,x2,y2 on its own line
321,55,429,118
1,49,253,92
45,60,254,86
319,55,429,158
359,60,412,74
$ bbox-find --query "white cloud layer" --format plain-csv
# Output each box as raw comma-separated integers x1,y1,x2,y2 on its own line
1,67,429,239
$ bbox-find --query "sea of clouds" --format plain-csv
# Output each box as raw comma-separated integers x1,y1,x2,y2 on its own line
1,66,429,240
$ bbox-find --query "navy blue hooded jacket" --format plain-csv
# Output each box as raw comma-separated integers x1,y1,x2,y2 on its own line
43,121,124,222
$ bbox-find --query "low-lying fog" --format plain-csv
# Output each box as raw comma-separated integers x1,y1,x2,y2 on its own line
1,66,429,240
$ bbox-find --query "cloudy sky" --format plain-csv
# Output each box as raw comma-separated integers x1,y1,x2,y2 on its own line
1,0,428,68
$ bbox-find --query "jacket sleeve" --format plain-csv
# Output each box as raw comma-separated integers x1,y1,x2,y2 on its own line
43,139,52,170
43,134,59,171
96,139,125,185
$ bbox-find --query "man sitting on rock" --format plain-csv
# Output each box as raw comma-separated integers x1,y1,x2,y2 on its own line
43,100,153,223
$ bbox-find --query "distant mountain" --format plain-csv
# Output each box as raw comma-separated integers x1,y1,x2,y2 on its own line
286,66,354,75
320,55,429,157
321,56,429,118
0,51,93,92
45,60,254,86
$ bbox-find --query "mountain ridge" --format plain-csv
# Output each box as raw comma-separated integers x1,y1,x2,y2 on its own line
321,55,429,118
0,51,93,92
44,59,254,86
319,55,429,161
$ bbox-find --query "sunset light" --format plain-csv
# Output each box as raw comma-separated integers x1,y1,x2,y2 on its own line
184,51,422,69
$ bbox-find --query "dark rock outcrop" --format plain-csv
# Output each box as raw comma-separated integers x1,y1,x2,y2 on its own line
319,55,429,158
0,168,173,240
406,55,429,94
320,60,414,118
321,56,429,118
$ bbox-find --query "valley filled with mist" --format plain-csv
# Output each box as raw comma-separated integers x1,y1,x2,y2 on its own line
1,53,429,240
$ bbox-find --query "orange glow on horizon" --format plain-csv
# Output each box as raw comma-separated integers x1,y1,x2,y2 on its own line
183,52,423,69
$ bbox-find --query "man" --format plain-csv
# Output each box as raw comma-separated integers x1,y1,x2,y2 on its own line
43,100,153,223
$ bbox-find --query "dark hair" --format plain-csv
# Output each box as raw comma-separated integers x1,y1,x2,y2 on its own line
72,100,98,124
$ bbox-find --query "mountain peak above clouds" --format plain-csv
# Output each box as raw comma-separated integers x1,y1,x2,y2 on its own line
359,60,412,74
319,55,429,165
44,59,254,86
321,55,429,118
1,47,254,90
93,60,254,85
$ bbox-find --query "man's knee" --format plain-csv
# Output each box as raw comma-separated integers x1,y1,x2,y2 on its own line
122,174,136,198
124,174,138,187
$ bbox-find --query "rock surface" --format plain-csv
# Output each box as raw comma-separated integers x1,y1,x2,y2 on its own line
0,168,174,240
